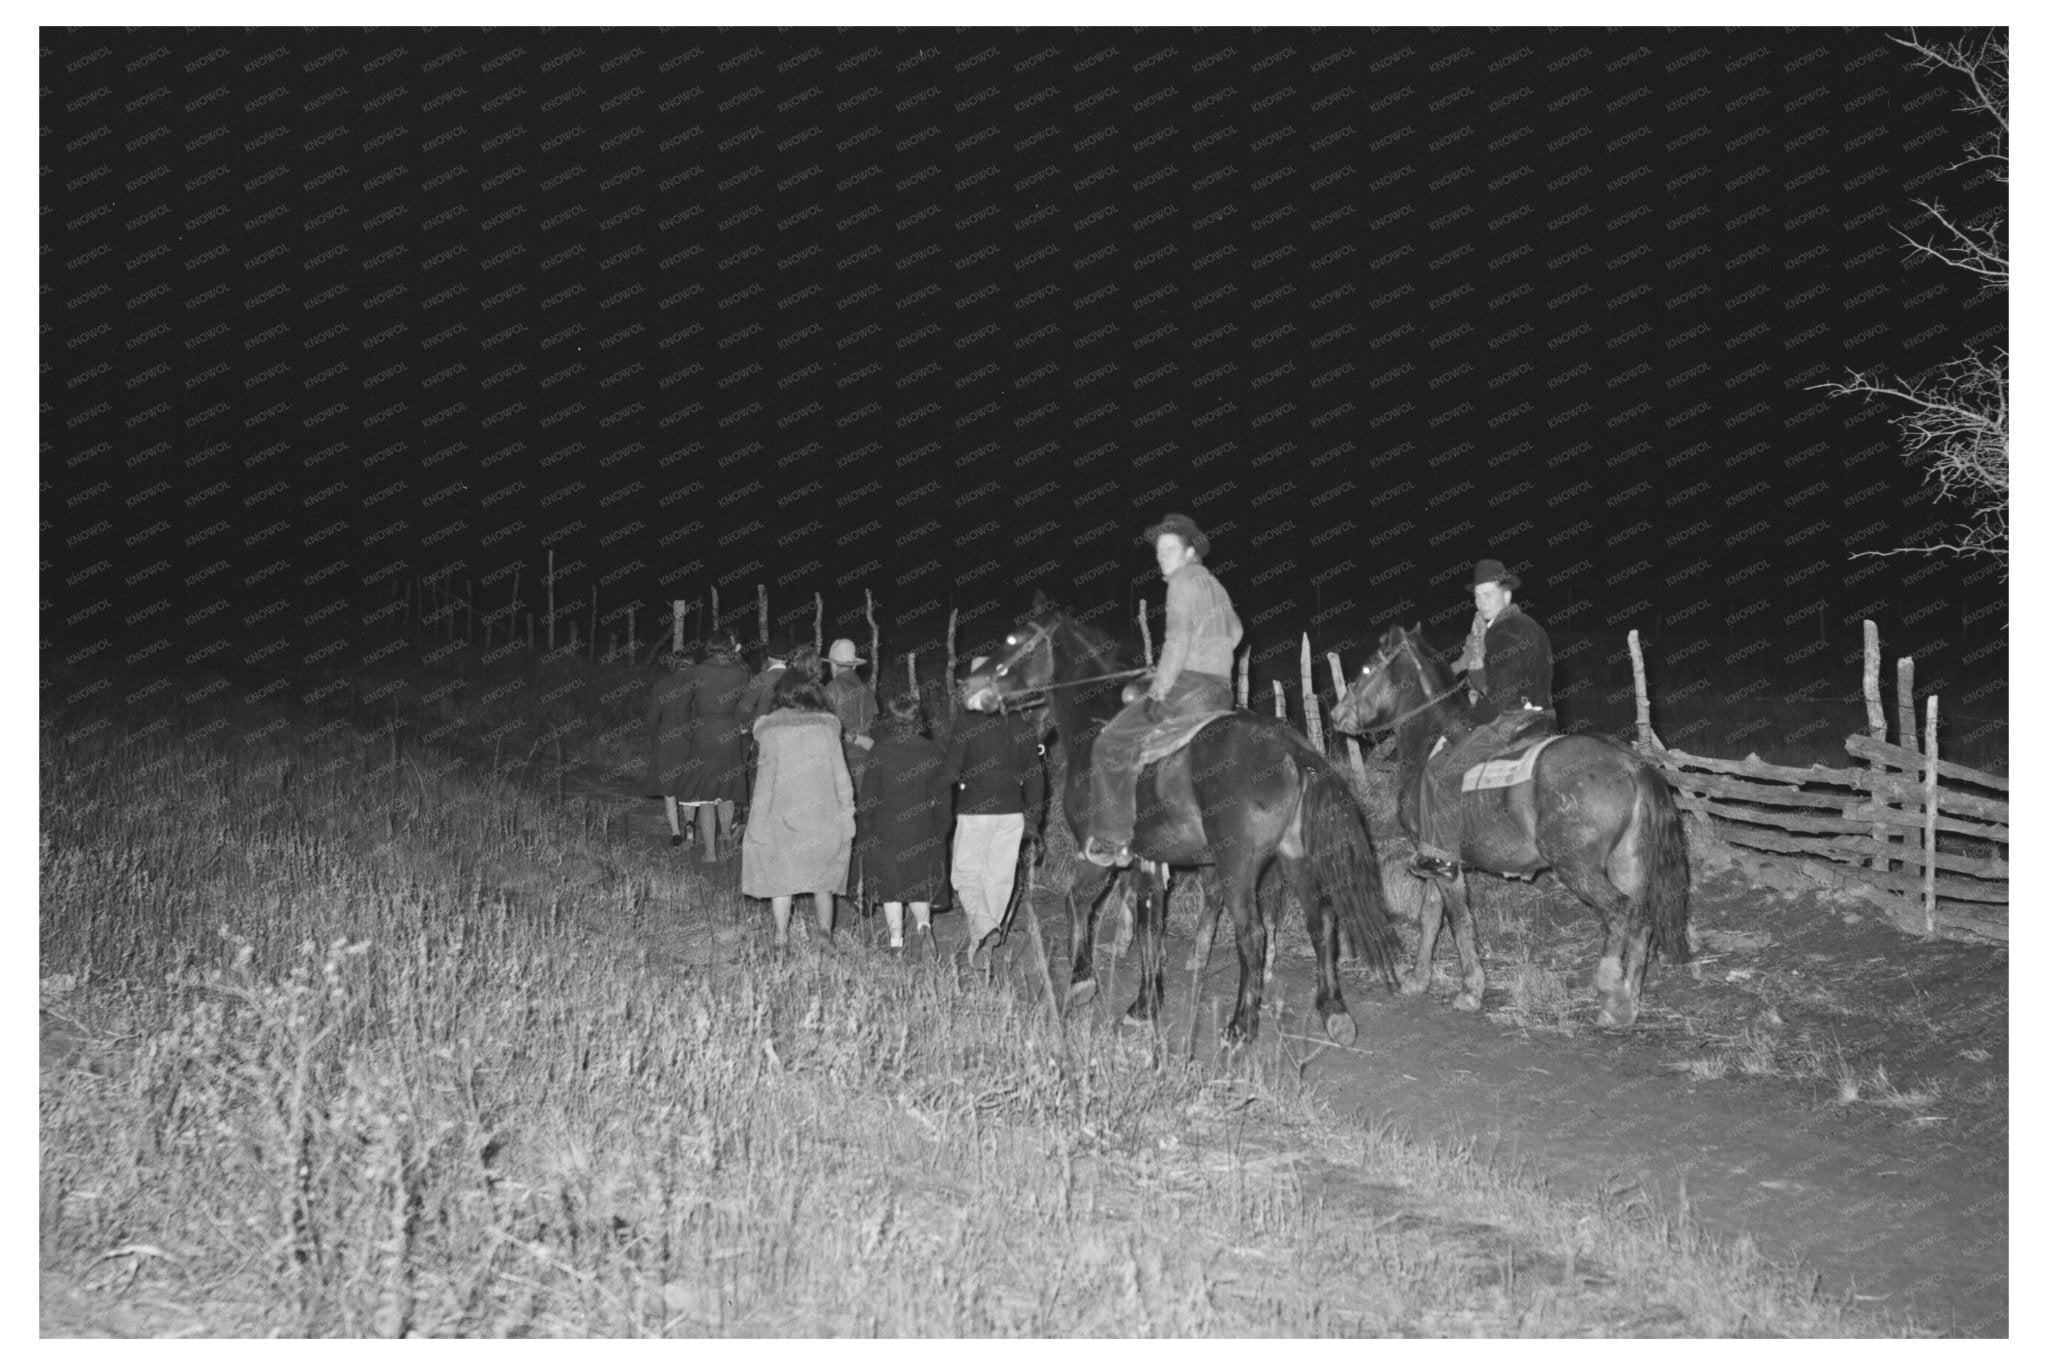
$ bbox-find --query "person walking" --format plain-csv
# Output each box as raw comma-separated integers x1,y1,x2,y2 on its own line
660,631,752,861
941,657,1047,954
1411,557,1555,880
1082,512,1242,866
646,641,704,849
741,670,857,948
822,637,879,793
856,693,953,952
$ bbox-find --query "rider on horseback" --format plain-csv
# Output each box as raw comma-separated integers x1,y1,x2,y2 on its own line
1081,513,1243,867
1411,558,1555,880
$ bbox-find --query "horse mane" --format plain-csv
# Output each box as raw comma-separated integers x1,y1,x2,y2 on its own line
1395,624,1452,695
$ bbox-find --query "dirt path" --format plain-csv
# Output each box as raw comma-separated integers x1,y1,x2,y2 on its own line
596,781,2007,1337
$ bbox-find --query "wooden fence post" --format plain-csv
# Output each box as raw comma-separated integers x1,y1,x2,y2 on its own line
1627,628,1656,750
1326,650,1368,782
1299,635,1323,751
709,585,719,633
1271,679,1286,721
1138,600,1154,668
1862,619,1889,872
1235,647,1250,709
906,649,919,704
673,600,686,660
946,608,959,715
757,584,768,646
865,590,880,693
1922,695,1939,935
1896,656,1917,753
814,592,824,660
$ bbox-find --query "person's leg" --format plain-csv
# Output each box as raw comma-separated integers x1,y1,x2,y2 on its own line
951,818,989,940
770,895,794,946
978,812,1025,944
883,901,905,947
811,890,835,941
1083,701,1151,862
694,803,719,860
664,796,684,843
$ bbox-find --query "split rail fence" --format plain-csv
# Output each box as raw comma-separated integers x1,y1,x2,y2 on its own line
1626,620,2007,942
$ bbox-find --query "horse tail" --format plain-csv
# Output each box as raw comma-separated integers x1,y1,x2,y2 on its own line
1297,755,1402,987
1633,763,1693,964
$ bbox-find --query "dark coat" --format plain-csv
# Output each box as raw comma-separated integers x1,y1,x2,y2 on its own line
646,657,753,802
740,709,854,898
940,708,1047,819
1466,606,1553,724
855,733,953,905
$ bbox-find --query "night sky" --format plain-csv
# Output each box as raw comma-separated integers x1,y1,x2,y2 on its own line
40,26,2008,739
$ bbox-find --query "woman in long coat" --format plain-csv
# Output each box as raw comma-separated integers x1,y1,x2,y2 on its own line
855,693,953,951
668,632,753,861
741,671,856,948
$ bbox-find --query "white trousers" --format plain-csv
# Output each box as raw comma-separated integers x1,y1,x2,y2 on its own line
950,812,1024,941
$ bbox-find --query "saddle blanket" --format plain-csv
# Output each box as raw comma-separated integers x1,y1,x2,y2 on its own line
1459,734,1564,792
1135,709,1234,769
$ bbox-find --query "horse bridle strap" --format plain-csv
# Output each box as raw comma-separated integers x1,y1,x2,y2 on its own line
1356,640,1465,732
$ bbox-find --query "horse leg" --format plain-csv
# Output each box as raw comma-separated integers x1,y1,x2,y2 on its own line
1220,858,1268,1047
1552,858,1639,1027
1283,852,1355,1046
1402,876,1445,995
1066,864,1113,1012
1184,868,1220,973
1124,865,1167,1024
1439,874,1488,1012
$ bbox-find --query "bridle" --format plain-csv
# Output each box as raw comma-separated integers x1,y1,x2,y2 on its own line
1346,634,1465,732
984,617,1150,712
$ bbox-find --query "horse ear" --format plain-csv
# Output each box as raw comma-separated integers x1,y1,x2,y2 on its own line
1031,588,1051,611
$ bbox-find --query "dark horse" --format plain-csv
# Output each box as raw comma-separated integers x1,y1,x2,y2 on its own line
973,598,1400,1047
1329,625,1691,1026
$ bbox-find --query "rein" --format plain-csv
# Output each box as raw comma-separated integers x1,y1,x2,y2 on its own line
991,618,1150,708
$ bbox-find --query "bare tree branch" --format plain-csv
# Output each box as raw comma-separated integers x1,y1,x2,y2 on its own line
1821,29,2008,571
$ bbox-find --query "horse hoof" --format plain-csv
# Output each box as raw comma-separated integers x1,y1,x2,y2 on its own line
1598,1002,1636,1029
1398,970,1431,996
1323,1011,1357,1046
1183,952,1202,972
1067,979,1098,1011
1453,991,1484,1013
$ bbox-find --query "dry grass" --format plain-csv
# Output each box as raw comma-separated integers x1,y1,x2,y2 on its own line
39,692,1901,1337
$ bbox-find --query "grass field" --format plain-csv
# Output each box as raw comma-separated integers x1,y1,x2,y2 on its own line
39,657,1920,1337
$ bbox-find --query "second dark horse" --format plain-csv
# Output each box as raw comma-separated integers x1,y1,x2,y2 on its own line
1330,625,1692,1026
974,598,1401,1047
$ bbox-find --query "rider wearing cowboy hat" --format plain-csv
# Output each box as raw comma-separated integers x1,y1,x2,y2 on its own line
1411,557,1555,879
1082,512,1243,867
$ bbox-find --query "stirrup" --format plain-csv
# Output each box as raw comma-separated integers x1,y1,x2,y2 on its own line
1409,852,1462,881
1082,836,1133,868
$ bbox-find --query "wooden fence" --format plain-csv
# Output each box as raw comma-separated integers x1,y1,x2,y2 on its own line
1629,621,2008,943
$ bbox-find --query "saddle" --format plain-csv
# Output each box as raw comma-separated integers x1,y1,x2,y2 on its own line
1135,709,1235,769
1458,733,1563,792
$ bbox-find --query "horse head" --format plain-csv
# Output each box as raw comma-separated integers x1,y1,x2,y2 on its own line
1331,624,1433,735
979,599,1129,720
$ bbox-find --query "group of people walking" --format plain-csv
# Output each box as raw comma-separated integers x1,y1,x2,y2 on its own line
647,634,1043,952
648,510,1557,948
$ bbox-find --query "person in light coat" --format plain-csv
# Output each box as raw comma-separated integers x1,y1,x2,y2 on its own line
741,670,856,948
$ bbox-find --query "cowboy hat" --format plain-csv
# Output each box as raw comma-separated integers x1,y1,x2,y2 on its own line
1470,558,1521,590
827,638,865,665
1143,512,1210,558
